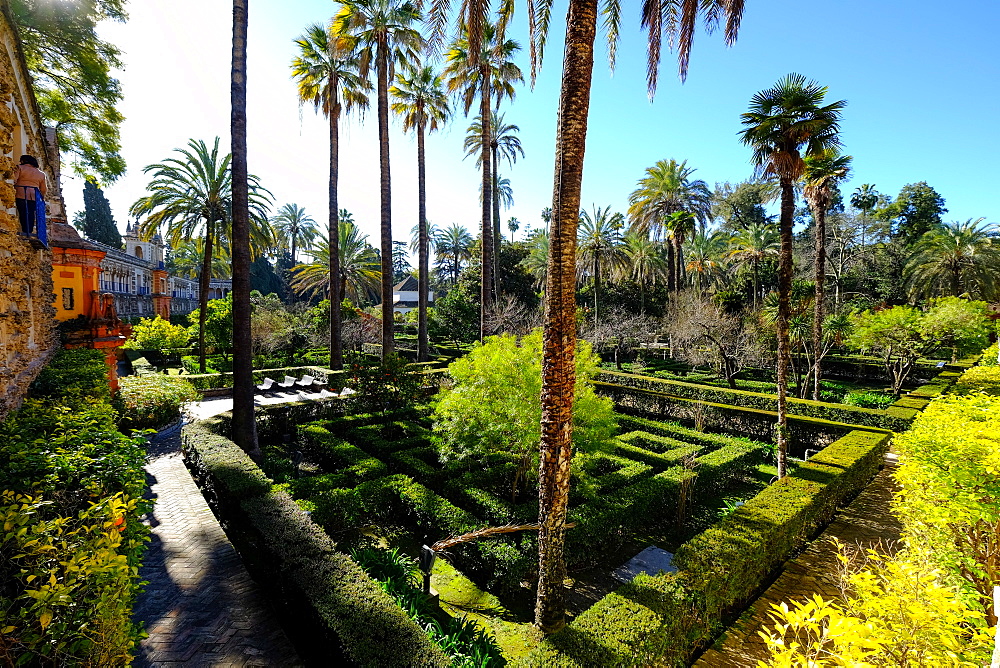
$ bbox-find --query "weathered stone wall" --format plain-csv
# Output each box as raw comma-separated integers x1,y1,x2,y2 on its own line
0,7,59,420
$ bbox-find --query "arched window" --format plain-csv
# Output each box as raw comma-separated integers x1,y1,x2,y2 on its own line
134,246,143,259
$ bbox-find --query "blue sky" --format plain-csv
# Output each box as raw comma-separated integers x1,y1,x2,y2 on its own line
66,0,999,253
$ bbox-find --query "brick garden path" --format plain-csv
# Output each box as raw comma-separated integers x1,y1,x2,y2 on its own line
694,456,903,667
132,427,302,667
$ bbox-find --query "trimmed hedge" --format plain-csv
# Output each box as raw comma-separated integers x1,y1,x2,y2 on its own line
616,441,701,469
520,428,892,667
182,419,449,666
598,370,911,431
297,424,389,484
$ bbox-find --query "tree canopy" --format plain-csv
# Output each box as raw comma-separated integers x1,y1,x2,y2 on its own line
80,180,122,248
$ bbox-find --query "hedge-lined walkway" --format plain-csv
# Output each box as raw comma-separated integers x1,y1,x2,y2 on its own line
133,429,302,667
694,455,902,667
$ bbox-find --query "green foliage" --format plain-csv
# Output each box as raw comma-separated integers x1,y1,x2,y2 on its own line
348,353,424,416
876,181,947,244
981,341,999,367
80,180,122,247
115,375,198,431
430,286,480,344
122,315,191,350
182,421,450,666
0,349,149,665
433,330,617,493
893,388,1000,624
842,390,895,409
11,0,127,182
188,295,234,353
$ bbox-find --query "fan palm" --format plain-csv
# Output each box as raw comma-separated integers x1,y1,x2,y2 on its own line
802,149,851,400
444,23,523,331
291,219,381,302
628,159,711,291
271,203,319,263
130,137,272,373
726,220,780,309
621,230,667,313
391,64,449,361
507,216,520,242
434,222,473,284
577,205,626,322
740,73,845,479
332,0,422,357
292,21,370,369
905,218,1000,300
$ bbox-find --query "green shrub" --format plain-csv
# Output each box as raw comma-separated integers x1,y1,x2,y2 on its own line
115,374,199,431
951,365,1000,396
980,342,998,366
843,390,896,409
522,428,891,666
182,420,449,666
122,315,190,349
29,348,110,407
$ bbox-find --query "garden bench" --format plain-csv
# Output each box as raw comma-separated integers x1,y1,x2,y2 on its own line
295,374,321,390
277,376,297,390
255,377,276,394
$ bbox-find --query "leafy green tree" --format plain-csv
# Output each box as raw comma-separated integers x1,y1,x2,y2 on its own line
850,183,880,250
249,255,288,300
878,181,948,245
847,297,991,394
430,286,479,345
188,295,234,358
433,330,616,500
80,180,122,248
905,218,1000,300
347,352,422,417
123,316,190,350
711,179,778,231
621,230,667,313
11,0,127,182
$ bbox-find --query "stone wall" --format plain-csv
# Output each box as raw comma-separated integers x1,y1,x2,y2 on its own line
0,6,60,420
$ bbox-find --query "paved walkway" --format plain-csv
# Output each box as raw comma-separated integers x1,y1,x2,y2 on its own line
133,429,302,667
188,388,349,421
694,456,903,667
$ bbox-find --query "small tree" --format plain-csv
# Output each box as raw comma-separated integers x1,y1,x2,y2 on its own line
81,180,123,248
188,295,234,360
433,330,617,501
847,297,991,394
579,307,656,370
348,352,423,418
123,316,190,350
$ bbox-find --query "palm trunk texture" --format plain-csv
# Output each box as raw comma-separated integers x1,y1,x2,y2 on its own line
197,229,212,374
230,0,260,458
417,119,429,362
330,83,343,370
479,70,494,340
377,40,394,357
492,144,501,298
811,203,826,401
775,178,794,479
536,0,597,634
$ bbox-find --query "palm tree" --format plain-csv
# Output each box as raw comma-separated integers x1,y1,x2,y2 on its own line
168,238,231,280
507,216,520,242
802,149,851,400
577,205,625,322
130,138,271,373
444,24,522,335
409,221,441,253
850,183,879,251
431,0,744,634
333,0,421,358
293,21,370,370
621,229,667,313
391,65,449,362
520,229,550,289
727,220,780,309
434,222,473,283
291,219,382,302
740,73,845,479
905,218,1000,299
684,230,727,296
271,203,319,263
464,111,525,268
627,159,711,291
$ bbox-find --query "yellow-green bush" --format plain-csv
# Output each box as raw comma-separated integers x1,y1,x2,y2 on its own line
952,364,1000,396
115,374,199,431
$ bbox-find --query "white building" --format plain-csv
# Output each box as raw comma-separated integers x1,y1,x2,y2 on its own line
384,276,433,315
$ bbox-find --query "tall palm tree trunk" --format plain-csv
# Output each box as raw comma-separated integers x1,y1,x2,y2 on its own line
377,40,394,356
492,144,501,298
230,0,259,458
811,205,826,401
593,253,600,323
291,230,297,265
329,87,344,370
479,68,494,340
197,229,213,374
536,0,597,635
417,119,429,362
775,178,794,479
752,258,760,310
666,242,675,292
